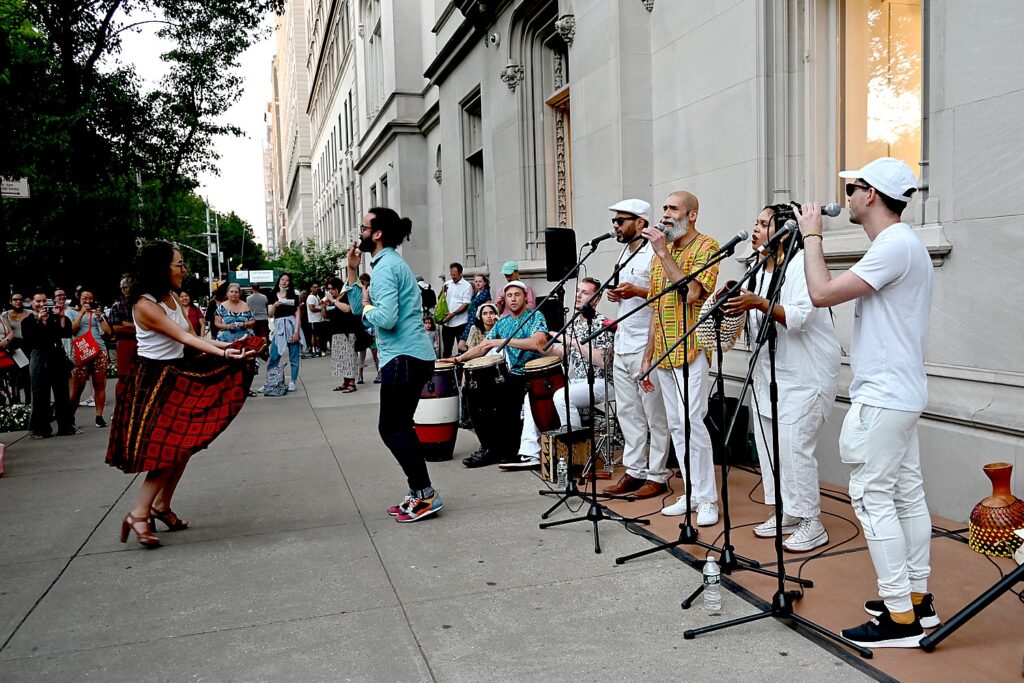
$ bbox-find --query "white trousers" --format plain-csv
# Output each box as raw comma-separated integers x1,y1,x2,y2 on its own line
520,378,608,456
613,349,671,483
840,403,931,614
656,354,716,504
754,401,828,519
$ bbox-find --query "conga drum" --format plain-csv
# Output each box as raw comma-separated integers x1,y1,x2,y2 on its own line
525,356,566,432
414,361,460,462
463,355,511,439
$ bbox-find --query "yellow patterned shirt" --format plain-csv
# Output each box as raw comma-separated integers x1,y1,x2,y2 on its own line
647,232,720,369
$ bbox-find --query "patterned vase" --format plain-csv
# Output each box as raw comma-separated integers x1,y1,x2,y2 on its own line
968,462,1024,558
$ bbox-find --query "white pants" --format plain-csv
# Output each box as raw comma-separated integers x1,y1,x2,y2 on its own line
613,350,671,483
520,378,608,456
840,403,931,614
656,354,716,504
754,401,828,519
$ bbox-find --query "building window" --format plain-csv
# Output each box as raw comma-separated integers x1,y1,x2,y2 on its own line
379,173,389,207
461,88,484,268
840,0,922,181
369,183,377,208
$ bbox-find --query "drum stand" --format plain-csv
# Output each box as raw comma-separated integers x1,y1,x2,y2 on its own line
539,312,649,554
680,229,870,659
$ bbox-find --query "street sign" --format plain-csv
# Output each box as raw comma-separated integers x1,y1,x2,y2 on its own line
1,177,30,199
235,270,250,280
249,269,275,283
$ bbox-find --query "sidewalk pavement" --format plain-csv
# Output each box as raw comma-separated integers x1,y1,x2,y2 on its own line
0,359,872,682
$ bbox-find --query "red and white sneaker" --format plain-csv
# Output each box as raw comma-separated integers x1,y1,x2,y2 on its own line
395,494,445,523
387,494,415,517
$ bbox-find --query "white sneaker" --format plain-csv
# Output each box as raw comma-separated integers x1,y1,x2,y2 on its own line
783,517,829,553
661,495,691,516
753,511,801,538
498,455,541,470
696,501,719,527
287,381,296,392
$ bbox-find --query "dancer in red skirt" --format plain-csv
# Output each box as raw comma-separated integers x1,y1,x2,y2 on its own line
106,241,258,548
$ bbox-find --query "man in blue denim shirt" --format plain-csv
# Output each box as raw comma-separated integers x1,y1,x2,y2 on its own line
347,207,442,523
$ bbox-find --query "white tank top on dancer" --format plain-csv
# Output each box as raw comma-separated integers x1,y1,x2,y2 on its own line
136,294,190,360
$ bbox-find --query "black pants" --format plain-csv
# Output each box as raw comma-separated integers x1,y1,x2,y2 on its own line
471,374,526,461
313,322,330,354
440,324,466,357
378,355,434,491
29,350,75,436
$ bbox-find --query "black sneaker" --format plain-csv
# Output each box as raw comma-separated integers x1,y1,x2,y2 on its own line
95,416,108,428
842,611,924,648
864,593,940,628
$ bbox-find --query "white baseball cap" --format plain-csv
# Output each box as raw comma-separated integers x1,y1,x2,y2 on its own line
608,199,651,222
838,157,918,203
502,280,529,294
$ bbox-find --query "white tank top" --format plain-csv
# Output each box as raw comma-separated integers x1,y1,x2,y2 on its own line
136,294,190,360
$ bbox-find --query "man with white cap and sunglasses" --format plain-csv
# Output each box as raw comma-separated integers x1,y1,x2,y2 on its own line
602,199,672,500
796,157,937,648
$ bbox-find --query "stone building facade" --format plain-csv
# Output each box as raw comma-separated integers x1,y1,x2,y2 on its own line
296,0,1023,518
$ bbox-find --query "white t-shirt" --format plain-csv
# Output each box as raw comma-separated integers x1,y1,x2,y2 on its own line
613,241,655,355
848,222,933,412
443,278,473,327
306,293,323,323
749,251,840,424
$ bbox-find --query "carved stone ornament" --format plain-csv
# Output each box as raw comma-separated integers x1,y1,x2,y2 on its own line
433,169,443,185
357,23,365,38
554,14,575,47
500,63,525,92
641,0,654,12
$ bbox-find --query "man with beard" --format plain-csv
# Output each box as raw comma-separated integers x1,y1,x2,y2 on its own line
449,280,548,468
602,199,672,499
21,290,79,438
346,207,443,523
640,191,721,526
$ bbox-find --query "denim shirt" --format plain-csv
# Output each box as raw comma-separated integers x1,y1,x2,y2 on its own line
347,247,436,366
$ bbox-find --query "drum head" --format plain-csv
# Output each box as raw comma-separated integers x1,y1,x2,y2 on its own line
525,356,561,372
435,361,455,371
465,355,504,369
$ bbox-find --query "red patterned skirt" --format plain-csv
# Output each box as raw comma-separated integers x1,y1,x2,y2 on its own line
106,349,257,473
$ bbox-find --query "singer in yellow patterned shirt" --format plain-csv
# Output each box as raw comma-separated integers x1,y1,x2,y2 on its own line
640,191,721,526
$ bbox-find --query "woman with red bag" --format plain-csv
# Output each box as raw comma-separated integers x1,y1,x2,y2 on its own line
106,241,259,548
68,290,113,428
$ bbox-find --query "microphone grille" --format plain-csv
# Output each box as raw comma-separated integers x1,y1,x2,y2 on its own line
737,230,750,240
823,202,842,217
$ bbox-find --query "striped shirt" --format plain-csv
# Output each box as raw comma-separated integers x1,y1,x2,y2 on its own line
647,232,720,369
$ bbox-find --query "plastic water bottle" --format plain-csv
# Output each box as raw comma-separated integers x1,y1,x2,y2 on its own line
702,556,722,613
556,455,568,491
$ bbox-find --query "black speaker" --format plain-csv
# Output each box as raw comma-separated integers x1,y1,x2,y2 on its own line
705,392,754,466
544,227,577,282
538,287,566,331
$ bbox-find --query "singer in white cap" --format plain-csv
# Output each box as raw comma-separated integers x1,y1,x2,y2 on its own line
602,199,672,500
797,157,936,648
723,204,840,553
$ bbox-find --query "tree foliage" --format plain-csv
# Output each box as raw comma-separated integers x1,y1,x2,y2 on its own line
0,0,283,300
269,241,346,291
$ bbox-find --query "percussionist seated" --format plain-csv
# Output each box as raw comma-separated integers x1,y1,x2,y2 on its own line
444,280,547,468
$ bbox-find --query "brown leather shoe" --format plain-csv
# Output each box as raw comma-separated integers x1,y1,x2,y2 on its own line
633,480,668,499
605,473,645,495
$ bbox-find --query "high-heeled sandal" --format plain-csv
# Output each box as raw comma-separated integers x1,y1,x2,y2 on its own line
151,507,190,531
120,512,160,547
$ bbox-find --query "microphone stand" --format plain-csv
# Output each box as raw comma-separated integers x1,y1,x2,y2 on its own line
539,311,649,554
614,238,751,565
681,231,872,659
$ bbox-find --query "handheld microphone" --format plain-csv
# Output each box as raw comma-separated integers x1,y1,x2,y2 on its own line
820,202,842,217
586,230,618,248
755,219,799,255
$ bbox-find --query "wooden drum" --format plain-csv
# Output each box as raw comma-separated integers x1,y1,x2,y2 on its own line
525,356,566,432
